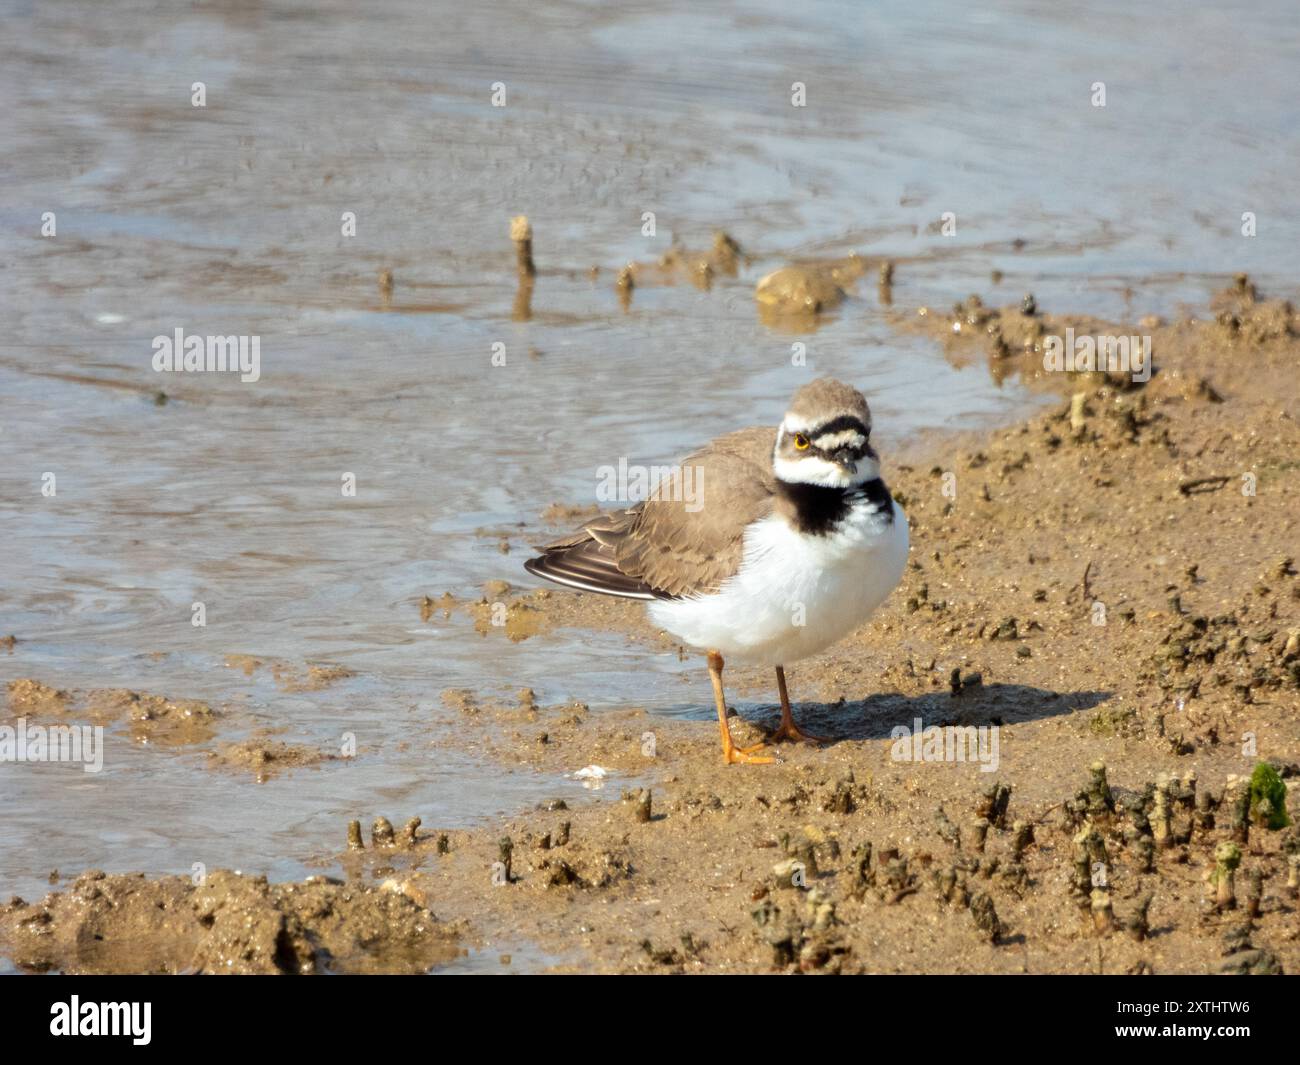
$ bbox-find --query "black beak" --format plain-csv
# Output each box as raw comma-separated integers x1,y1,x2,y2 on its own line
832,447,858,472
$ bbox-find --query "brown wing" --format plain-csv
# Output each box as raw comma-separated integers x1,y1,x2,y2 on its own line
524,426,776,600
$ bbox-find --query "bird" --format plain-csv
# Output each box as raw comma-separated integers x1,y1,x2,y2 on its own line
524,378,909,764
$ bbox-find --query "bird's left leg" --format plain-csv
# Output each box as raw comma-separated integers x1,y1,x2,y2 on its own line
768,665,826,744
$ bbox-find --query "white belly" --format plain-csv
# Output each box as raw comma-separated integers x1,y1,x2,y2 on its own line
648,500,909,666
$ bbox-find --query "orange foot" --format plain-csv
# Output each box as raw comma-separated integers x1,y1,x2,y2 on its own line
769,719,827,745
722,742,776,765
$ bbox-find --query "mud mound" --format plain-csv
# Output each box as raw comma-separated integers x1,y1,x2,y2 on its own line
1,870,460,974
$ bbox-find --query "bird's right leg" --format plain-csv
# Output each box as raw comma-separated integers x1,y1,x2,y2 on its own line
708,650,773,765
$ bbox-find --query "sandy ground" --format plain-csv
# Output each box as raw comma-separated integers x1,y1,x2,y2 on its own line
4,278,1298,973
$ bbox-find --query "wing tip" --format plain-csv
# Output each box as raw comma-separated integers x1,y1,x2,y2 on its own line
523,552,659,601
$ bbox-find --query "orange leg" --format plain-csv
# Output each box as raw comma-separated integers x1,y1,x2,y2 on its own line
707,651,774,765
768,665,826,744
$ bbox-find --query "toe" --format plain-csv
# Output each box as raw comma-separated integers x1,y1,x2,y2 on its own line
724,746,776,765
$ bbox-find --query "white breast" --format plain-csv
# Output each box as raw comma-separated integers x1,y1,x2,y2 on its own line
648,498,909,666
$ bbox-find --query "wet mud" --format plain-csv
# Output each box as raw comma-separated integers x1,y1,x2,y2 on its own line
206,735,341,783
5,677,341,772
7,679,219,748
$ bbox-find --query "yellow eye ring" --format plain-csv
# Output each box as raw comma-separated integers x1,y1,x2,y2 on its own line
793,433,810,450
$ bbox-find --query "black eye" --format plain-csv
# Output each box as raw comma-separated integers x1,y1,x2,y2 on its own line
793,434,810,450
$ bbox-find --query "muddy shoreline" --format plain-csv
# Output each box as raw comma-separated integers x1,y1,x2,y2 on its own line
5,278,1297,974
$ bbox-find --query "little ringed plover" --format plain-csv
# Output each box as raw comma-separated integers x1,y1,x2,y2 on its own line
525,378,909,764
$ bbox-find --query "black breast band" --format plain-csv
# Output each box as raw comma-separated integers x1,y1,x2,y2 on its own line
775,477,894,536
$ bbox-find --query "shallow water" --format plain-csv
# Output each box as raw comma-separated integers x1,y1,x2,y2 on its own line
2,0,1297,941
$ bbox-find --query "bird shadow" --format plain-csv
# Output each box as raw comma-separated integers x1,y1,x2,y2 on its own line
663,683,1112,742
761,683,1112,741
